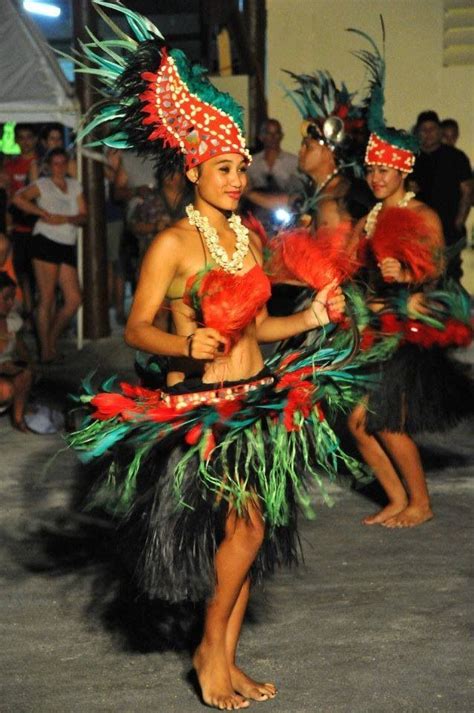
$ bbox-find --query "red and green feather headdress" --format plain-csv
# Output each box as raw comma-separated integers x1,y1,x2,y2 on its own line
69,1,250,175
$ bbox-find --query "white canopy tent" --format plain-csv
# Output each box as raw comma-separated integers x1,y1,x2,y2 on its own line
0,0,78,127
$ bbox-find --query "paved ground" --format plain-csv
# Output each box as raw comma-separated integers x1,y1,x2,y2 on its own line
0,331,472,713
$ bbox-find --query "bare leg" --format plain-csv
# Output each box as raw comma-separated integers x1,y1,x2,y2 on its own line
348,404,408,524
193,502,265,710
226,577,277,701
33,259,59,362
48,263,82,356
377,431,433,528
10,367,33,428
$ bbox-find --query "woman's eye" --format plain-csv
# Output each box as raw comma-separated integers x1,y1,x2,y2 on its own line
219,167,230,173
239,167,248,174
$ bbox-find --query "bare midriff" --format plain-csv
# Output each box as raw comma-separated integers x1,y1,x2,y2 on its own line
166,296,264,387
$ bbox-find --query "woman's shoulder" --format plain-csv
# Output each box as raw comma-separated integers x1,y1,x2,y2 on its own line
145,221,190,257
409,199,440,222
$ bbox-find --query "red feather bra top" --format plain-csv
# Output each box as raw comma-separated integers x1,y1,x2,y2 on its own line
358,206,443,283
183,264,271,347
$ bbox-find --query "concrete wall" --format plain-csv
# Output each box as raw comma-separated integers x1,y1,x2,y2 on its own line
266,0,474,162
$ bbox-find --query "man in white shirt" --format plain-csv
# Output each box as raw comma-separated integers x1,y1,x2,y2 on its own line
245,119,303,233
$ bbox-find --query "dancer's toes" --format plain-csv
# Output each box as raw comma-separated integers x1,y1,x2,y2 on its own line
362,501,407,526
193,646,249,710
230,665,277,701
382,505,433,528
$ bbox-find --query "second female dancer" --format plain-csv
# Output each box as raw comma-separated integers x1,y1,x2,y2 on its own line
346,27,472,528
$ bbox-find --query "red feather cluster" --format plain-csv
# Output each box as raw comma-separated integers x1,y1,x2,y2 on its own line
266,222,357,288
282,380,314,431
370,208,441,282
194,266,271,349
403,319,472,348
379,313,473,348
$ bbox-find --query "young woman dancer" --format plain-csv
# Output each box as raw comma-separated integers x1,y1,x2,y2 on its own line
345,27,472,527
67,4,370,710
348,141,444,528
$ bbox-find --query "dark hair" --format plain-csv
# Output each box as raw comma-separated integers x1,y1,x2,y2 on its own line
415,111,440,128
440,118,459,132
41,123,64,142
45,147,69,164
260,118,282,134
0,271,17,290
14,123,37,139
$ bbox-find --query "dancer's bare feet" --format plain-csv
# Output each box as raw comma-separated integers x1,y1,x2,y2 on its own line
362,499,408,525
193,644,249,710
382,504,433,528
230,664,277,702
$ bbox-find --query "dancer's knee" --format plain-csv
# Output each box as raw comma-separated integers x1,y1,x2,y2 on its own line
348,406,369,442
225,503,265,552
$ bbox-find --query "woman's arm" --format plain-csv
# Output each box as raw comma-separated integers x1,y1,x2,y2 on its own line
12,184,47,219
66,193,88,226
125,230,226,359
256,280,345,342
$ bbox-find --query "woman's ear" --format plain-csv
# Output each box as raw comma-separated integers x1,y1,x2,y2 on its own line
186,167,199,184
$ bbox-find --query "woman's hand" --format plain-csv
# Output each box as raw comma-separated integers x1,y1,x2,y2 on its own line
379,257,406,283
187,328,228,360
407,292,430,317
304,279,345,328
42,213,68,225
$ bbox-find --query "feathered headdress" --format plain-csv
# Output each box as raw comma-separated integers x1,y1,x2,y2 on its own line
347,20,419,172
283,68,366,152
67,0,250,174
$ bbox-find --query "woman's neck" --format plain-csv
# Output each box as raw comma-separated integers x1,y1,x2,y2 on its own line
382,187,408,208
192,198,231,232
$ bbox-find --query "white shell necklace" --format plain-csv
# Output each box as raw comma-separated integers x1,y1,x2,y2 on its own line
186,203,250,274
365,191,416,238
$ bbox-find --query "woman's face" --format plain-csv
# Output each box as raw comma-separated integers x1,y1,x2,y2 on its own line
49,154,68,180
365,165,406,200
298,137,326,176
189,153,248,212
45,130,64,151
0,286,15,317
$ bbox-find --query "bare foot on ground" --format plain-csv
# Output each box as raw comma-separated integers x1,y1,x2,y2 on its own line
193,644,249,710
362,500,408,525
230,664,277,701
382,505,433,528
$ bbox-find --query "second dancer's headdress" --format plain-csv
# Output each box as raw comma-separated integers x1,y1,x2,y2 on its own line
348,22,418,173
282,68,367,168
71,1,250,176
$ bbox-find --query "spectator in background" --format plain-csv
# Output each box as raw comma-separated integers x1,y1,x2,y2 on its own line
12,148,86,363
29,124,77,180
440,118,459,148
113,150,157,290
130,169,189,266
244,118,303,233
0,272,34,432
129,168,190,332
4,123,38,317
0,233,22,310
104,148,126,325
410,111,473,280
0,152,8,235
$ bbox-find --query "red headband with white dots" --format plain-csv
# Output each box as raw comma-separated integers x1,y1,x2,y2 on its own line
140,49,251,169
365,133,415,173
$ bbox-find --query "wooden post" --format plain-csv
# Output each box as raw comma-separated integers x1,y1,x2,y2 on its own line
71,0,109,339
